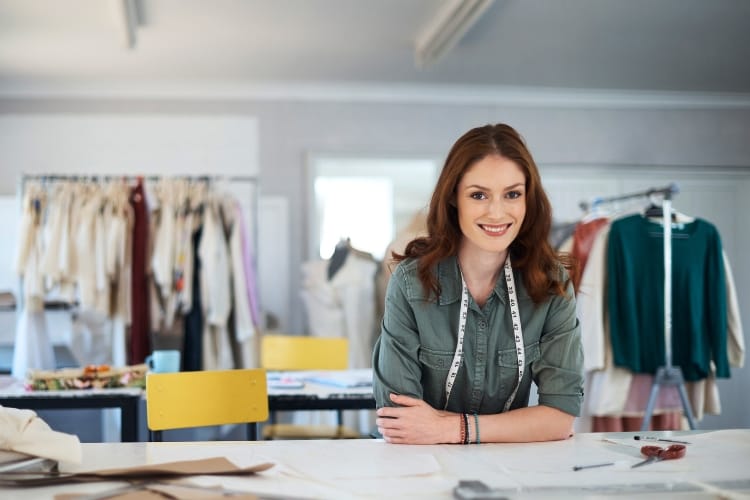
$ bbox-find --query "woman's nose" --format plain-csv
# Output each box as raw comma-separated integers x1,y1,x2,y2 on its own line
487,197,504,217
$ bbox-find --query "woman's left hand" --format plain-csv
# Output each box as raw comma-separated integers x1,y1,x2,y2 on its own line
376,393,456,444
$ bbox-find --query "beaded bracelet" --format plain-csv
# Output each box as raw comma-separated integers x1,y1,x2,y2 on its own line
458,414,465,444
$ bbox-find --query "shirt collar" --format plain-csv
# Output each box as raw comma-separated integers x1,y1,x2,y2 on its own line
436,255,531,306
436,256,462,305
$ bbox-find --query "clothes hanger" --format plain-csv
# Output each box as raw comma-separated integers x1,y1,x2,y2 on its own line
642,192,675,221
642,197,695,224
643,202,666,219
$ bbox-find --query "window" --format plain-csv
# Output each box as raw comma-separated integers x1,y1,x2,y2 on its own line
308,156,439,260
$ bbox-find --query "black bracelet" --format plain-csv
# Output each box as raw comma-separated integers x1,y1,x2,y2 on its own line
462,413,470,445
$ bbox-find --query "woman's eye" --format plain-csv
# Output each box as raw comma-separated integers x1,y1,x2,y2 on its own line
470,192,487,200
506,190,523,200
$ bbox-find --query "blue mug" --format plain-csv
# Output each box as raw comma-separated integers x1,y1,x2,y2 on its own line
145,350,181,373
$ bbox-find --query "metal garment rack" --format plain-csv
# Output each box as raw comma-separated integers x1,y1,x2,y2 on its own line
584,183,697,431
19,173,258,184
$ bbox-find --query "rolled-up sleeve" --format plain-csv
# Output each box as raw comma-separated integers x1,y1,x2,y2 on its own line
532,283,585,416
372,267,425,407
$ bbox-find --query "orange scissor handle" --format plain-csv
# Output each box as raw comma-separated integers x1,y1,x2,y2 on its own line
640,444,687,460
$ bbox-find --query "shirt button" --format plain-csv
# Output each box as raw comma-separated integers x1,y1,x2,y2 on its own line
478,320,486,329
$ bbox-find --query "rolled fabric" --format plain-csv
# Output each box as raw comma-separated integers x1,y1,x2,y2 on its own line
0,405,81,464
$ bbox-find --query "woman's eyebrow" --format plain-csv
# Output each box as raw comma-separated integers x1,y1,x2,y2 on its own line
462,182,525,191
462,183,489,191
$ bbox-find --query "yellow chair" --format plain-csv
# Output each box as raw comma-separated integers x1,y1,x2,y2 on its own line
146,368,268,442
261,334,361,439
261,334,348,371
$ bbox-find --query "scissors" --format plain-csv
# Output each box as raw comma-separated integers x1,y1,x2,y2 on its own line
631,444,687,468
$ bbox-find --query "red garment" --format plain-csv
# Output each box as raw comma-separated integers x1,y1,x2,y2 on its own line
570,217,609,290
128,179,151,363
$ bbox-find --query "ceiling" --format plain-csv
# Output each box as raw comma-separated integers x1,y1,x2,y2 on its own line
1,0,750,99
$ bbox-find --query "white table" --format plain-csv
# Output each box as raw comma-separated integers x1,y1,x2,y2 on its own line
3,430,749,499
266,369,375,412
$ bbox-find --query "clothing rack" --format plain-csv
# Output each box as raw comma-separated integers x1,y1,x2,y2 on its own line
19,173,257,185
16,173,259,302
579,183,678,212
15,173,261,368
580,183,697,430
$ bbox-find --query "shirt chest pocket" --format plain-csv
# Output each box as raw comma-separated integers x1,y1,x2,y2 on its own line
496,342,541,392
419,346,456,372
418,346,456,394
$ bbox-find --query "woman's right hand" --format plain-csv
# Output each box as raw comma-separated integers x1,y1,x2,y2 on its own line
375,393,459,444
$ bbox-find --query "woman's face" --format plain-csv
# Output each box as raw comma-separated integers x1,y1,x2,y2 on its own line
455,154,526,257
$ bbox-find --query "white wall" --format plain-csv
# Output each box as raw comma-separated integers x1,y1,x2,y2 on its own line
0,196,19,292
1,96,749,430
0,115,259,177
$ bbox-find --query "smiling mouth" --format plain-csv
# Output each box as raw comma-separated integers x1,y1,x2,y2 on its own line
480,223,511,235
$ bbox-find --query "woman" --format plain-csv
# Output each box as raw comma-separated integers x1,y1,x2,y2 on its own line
372,123,583,444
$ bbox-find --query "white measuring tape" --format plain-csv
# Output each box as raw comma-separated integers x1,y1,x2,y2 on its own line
444,255,525,412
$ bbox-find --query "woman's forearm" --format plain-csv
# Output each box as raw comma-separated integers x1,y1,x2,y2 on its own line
467,406,575,443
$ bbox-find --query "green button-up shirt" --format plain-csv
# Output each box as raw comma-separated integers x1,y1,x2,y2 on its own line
373,256,584,416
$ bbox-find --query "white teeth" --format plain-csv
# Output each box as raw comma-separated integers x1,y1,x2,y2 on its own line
481,224,508,233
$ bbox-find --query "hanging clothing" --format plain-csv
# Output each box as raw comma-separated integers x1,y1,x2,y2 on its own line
577,218,744,425
11,176,258,373
570,217,609,290
12,182,54,377
237,203,261,328
607,214,729,381
103,181,134,323
724,252,746,368
226,198,258,368
129,179,151,364
73,186,111,316
39,182,71,285
182,224,204,371
150,180,177,308
57,183,84,303
198,198,234,370
577,222,683,431
15,183,47,304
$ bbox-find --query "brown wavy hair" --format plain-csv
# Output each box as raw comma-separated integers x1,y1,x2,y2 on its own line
393,123,576,304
